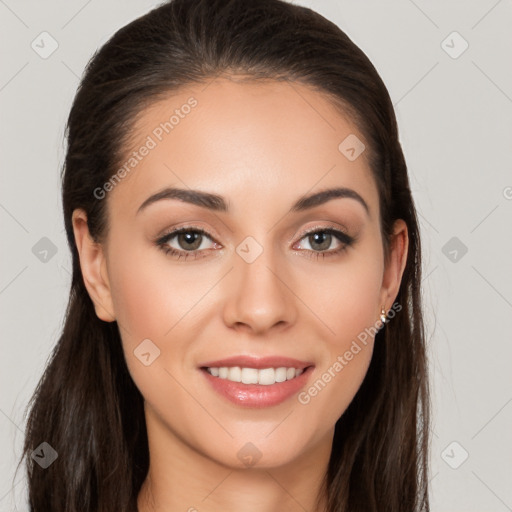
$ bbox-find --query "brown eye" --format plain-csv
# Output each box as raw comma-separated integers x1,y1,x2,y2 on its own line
294,227,355,259
156,226,219,260
174,231,204,251
306,231,333,251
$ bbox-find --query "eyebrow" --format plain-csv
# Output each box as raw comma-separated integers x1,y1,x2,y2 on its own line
136,186,369,216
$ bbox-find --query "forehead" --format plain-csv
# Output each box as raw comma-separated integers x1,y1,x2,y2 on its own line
107,77,378,221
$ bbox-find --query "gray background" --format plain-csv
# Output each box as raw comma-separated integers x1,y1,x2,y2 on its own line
1,0,511,510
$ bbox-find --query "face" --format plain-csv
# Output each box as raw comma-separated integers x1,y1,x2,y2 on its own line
72,77,408,470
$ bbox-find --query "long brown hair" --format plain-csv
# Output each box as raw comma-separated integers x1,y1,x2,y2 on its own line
17,0,430,510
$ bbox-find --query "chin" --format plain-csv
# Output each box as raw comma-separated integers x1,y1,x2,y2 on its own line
203,431,315,471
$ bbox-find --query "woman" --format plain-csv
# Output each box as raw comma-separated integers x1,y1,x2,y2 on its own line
18,0,430,510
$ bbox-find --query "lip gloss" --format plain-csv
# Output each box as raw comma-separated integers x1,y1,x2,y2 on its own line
201,366,313,408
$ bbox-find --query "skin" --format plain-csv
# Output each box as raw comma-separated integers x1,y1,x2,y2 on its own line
72,76,408,512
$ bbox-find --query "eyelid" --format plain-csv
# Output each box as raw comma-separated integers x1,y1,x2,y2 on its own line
295,222,352,239
156,222,220,242
156,221,352,243
155,221,356,258
155,224,219,247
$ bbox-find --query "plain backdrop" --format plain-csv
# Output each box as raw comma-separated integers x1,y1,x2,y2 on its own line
1,1,511,510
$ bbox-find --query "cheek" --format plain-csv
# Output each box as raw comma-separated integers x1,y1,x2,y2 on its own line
107,242,208,343
108,250,165,342
106,244,209,404
308,250,384,348
298,344,373,441
297,244,383,418
298,272,381,429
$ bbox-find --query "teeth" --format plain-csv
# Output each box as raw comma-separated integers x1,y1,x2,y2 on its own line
258,368,275,385
241,367,258,384
229,366,242,382
206,366,305,385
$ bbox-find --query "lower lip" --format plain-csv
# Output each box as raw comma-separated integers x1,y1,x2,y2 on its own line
200,367,314,408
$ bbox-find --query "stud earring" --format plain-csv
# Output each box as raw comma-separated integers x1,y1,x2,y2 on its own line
380,307,387,325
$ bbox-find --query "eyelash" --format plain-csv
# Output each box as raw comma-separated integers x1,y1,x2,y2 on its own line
155,225,355,261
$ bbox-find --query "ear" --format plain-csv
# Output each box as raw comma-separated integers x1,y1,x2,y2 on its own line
71,209,116,322
379,218,409,313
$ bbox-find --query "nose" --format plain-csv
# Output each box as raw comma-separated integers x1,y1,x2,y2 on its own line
222,245,298,335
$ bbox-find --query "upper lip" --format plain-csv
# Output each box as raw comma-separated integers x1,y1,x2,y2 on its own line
200,355,313,370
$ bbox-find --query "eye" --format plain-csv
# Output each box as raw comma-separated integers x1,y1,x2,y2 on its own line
155,225,355,261
293,226,355,259
155,226,220,260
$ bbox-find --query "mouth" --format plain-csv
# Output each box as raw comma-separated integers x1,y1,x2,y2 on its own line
204,366,305,385
199,355,314,408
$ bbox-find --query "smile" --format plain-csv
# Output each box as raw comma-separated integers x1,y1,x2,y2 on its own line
205,366,304,385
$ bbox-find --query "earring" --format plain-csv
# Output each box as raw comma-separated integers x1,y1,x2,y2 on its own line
380,307,387,326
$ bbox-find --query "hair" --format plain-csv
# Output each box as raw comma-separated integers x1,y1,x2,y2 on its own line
16,0,431,510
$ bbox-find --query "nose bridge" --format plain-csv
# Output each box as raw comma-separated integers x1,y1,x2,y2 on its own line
222,234,297,333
